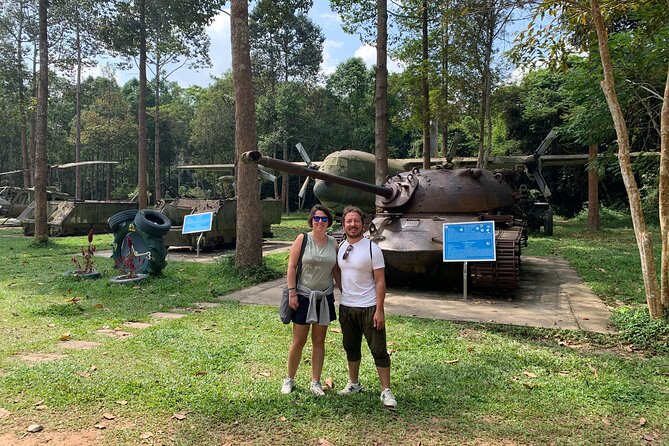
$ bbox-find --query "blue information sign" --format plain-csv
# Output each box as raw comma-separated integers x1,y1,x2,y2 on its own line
443,221,496,262
182,212,214,234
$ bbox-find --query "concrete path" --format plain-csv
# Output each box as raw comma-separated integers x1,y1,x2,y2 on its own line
101,240,612,333
218,256,613,334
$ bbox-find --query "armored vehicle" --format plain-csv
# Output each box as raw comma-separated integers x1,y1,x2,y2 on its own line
0,186,70,219
156,197,282,250
19,199,138,236
243,150,526,289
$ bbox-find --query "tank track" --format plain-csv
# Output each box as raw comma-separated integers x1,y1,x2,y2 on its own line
469,226,523,289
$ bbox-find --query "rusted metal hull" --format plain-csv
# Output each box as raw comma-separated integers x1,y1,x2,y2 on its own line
370,214,523,289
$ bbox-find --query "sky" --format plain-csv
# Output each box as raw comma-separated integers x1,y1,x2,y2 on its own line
97,3,403,88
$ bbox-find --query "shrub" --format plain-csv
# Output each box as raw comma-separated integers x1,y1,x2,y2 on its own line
612,306,669,353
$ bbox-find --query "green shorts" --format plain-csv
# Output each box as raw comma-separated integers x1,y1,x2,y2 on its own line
339,304,390,368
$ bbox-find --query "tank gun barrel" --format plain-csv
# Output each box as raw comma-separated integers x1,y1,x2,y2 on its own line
241,151,394,199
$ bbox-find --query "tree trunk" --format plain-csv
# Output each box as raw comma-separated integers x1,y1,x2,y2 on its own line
483,7,494,168
34,0,49,243
154,53,161,203
75,11,82,200
590,0,663,317
137,0,149,209
17,6,31,188
231,0,262,267
659,61,669,309
440,3,450,160
375,0,388,192
30,43,37,187
478,6,493,169
588,144,600,231
421,0,430,170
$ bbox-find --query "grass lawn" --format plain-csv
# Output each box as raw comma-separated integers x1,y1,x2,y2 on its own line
0,214,667,446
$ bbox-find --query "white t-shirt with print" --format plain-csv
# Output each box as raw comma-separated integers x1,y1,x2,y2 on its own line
338,237,385,308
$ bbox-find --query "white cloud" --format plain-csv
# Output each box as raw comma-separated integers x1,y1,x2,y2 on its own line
200,10,232,84
208,10,230,33
318,12,342,28
353,44,403,73
353,44,376,65
81,64,104,80
321,39,345,75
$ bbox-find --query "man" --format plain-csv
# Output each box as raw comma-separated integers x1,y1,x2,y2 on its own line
336,205,396,408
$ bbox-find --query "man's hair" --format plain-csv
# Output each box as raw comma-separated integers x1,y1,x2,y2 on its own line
342,205,364,221
308,204,334,227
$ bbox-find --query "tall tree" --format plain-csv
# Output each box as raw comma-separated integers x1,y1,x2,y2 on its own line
590,0,663,317
249,0,323,211
137,0,149,209
145,3,215,203
420,0,430,169
99,0,223,208
49,0,103,199
232,0,262,267
375,0,388,186
330,0,393,189
189,74,236,163
34,0,48,243
514,0,669,317
326,57,375,150
0,0,36,188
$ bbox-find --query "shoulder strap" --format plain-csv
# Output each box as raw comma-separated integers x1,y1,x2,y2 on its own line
296,232,308,282
369,239,374,274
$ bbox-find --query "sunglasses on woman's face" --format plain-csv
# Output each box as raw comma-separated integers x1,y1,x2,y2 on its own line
313,216,328,222
342,244,353,260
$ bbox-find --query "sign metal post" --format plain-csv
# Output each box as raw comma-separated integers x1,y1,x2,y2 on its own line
182,212,214,256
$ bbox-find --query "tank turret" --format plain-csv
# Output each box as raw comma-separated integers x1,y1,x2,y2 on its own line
242,150,525,289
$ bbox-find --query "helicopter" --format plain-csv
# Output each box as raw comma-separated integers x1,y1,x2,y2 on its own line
289,131,568,235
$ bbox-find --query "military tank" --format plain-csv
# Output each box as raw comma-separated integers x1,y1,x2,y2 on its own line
242,150,527,289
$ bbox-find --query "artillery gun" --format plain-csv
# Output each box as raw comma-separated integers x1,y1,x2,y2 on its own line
242,150,526,289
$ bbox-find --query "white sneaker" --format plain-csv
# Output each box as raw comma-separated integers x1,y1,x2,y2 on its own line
281,377,294,395
380,388,397,408
338,381,363,396
310,380,325,396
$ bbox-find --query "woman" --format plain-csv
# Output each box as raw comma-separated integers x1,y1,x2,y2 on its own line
281,204,337,396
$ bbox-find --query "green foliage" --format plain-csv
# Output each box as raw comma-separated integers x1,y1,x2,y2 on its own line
188,74,235,164
325,57,375,151
218,254,283,283
612,306,669,354
1,219,669,444
249,0,323,87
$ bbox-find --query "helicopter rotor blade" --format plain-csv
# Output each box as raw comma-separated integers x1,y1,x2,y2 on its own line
533,167,552,198
298,177,311,199
295,143,313,167
258,168,276,182
534,129,558,158
0,169,24,177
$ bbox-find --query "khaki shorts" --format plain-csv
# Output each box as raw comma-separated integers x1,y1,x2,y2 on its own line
339,304,390,368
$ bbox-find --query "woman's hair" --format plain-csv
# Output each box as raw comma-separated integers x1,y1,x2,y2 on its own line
308,204,334,228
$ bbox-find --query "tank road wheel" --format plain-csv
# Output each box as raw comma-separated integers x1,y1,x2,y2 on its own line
543,209,554,236
108,209,139,233
134,209,172,238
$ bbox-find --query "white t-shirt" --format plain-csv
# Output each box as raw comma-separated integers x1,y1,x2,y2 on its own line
338,237,385,308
